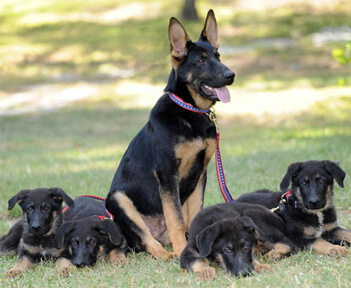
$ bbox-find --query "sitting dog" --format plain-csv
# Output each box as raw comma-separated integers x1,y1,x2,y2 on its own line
180,201,296,281
237,160,351,257
56,195,127,269
106,9,235,259
0,187,74,277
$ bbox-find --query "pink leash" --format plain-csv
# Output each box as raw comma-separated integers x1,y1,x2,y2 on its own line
168,92,234,202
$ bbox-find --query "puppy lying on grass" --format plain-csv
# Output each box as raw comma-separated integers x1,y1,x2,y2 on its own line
56,195,128,270
0,187,74,277
237,160,351,257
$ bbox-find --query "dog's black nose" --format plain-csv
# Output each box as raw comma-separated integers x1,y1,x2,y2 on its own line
73,261,85,268
223,70,235,84
31,225,41,232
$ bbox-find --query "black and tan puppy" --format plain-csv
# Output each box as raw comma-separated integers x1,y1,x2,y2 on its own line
180,202,295,281
106,9,234,259
56,196,127,269
237,160,351,257
0,187,74,277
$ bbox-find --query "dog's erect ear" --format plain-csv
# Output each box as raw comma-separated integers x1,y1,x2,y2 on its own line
199,9,219,49
168,17,191,61
323,160,346,188
98,220,125,246
241,216,266,243
49,187,75,207
55,221,75,248
8,189,32,210
196,222,220,258
280,162,303,191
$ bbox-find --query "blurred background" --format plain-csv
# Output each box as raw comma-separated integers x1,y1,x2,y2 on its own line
0,0,350,207
0,0,350,116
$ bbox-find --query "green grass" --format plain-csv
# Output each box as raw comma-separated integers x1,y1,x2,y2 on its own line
1,0,351,287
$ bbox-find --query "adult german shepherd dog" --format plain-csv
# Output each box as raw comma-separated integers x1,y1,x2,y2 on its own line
106,10,235,259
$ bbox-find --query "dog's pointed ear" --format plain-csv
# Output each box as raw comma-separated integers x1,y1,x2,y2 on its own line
168,17,192,61
280,162,302,191
8,189,31,210
196,222,220,258
98,220,125,247
241,216,266,243
55,221,75,248
199,9,219,49
49,187,75,207
323,160,346,188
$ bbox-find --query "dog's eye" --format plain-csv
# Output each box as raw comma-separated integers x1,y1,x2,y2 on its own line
243,243,251,251
317,178,325,185
27,206,34,212
300,179,309,186
87,239,96,247
223,247,233,254
41,205,50,212
197,56,207,64
214,52,220,60
71,239,79,247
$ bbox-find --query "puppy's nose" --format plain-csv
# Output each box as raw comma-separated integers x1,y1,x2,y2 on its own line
223,70,235,84
73,261,85,268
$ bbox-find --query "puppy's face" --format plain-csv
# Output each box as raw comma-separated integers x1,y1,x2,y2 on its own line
56,218,125,268
280,160,346,212
196,217,260,277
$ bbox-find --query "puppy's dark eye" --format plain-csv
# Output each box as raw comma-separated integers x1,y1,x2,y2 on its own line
71,239,79,247
197,56,207,63
87,239,96,247
300,179,309,186
243,243,251,251
317,178,325,185
223,247,233,254
214,52,220,60
27,206,34,212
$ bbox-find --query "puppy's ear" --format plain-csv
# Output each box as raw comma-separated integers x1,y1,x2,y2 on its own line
98,220,125,247
323,160,346,188
168,17,192,61
55,221,75,248
49,187,75,207
199,9,219,48
241,216,266,243
280,162,302,191
196,222,220,258
8,189,31,210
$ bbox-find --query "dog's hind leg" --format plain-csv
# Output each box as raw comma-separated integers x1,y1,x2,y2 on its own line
311,238,347,257
114,192,174,260
0,219,24,256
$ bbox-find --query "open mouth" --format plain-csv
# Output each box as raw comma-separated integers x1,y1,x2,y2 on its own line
200,85,231,103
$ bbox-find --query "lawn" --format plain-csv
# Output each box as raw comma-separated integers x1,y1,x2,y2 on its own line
1,0,351,287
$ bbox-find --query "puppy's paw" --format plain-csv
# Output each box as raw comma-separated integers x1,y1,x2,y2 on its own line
254,263,272,273
328,245,347,258
5,268,22,278
110,252,128,266
195,267,217,281
266,249,284,261
59,266,71,277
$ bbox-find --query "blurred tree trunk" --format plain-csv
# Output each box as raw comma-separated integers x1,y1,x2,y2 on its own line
182,0,198,21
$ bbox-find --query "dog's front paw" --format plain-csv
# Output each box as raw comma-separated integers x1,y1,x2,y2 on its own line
328,245,347,258
110,252,128,266
195,267,217,281
59,266,71,277
254,263,272,273
5,268,22,278
266,249,284,261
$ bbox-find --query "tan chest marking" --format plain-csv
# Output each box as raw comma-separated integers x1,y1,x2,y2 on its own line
174,138,216,180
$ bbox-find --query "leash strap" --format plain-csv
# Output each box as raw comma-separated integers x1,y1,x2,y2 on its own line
62,195,113,220
168,92,235,203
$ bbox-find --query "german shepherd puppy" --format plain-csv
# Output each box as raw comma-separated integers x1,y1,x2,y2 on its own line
106,9,235,259
56,196,127,269
180,202,295,281
0,188,74,277
237,160,351,257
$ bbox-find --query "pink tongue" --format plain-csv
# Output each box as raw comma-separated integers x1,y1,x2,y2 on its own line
214,86,231,103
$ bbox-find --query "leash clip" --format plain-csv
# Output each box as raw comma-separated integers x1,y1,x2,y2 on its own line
206,107,219,132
